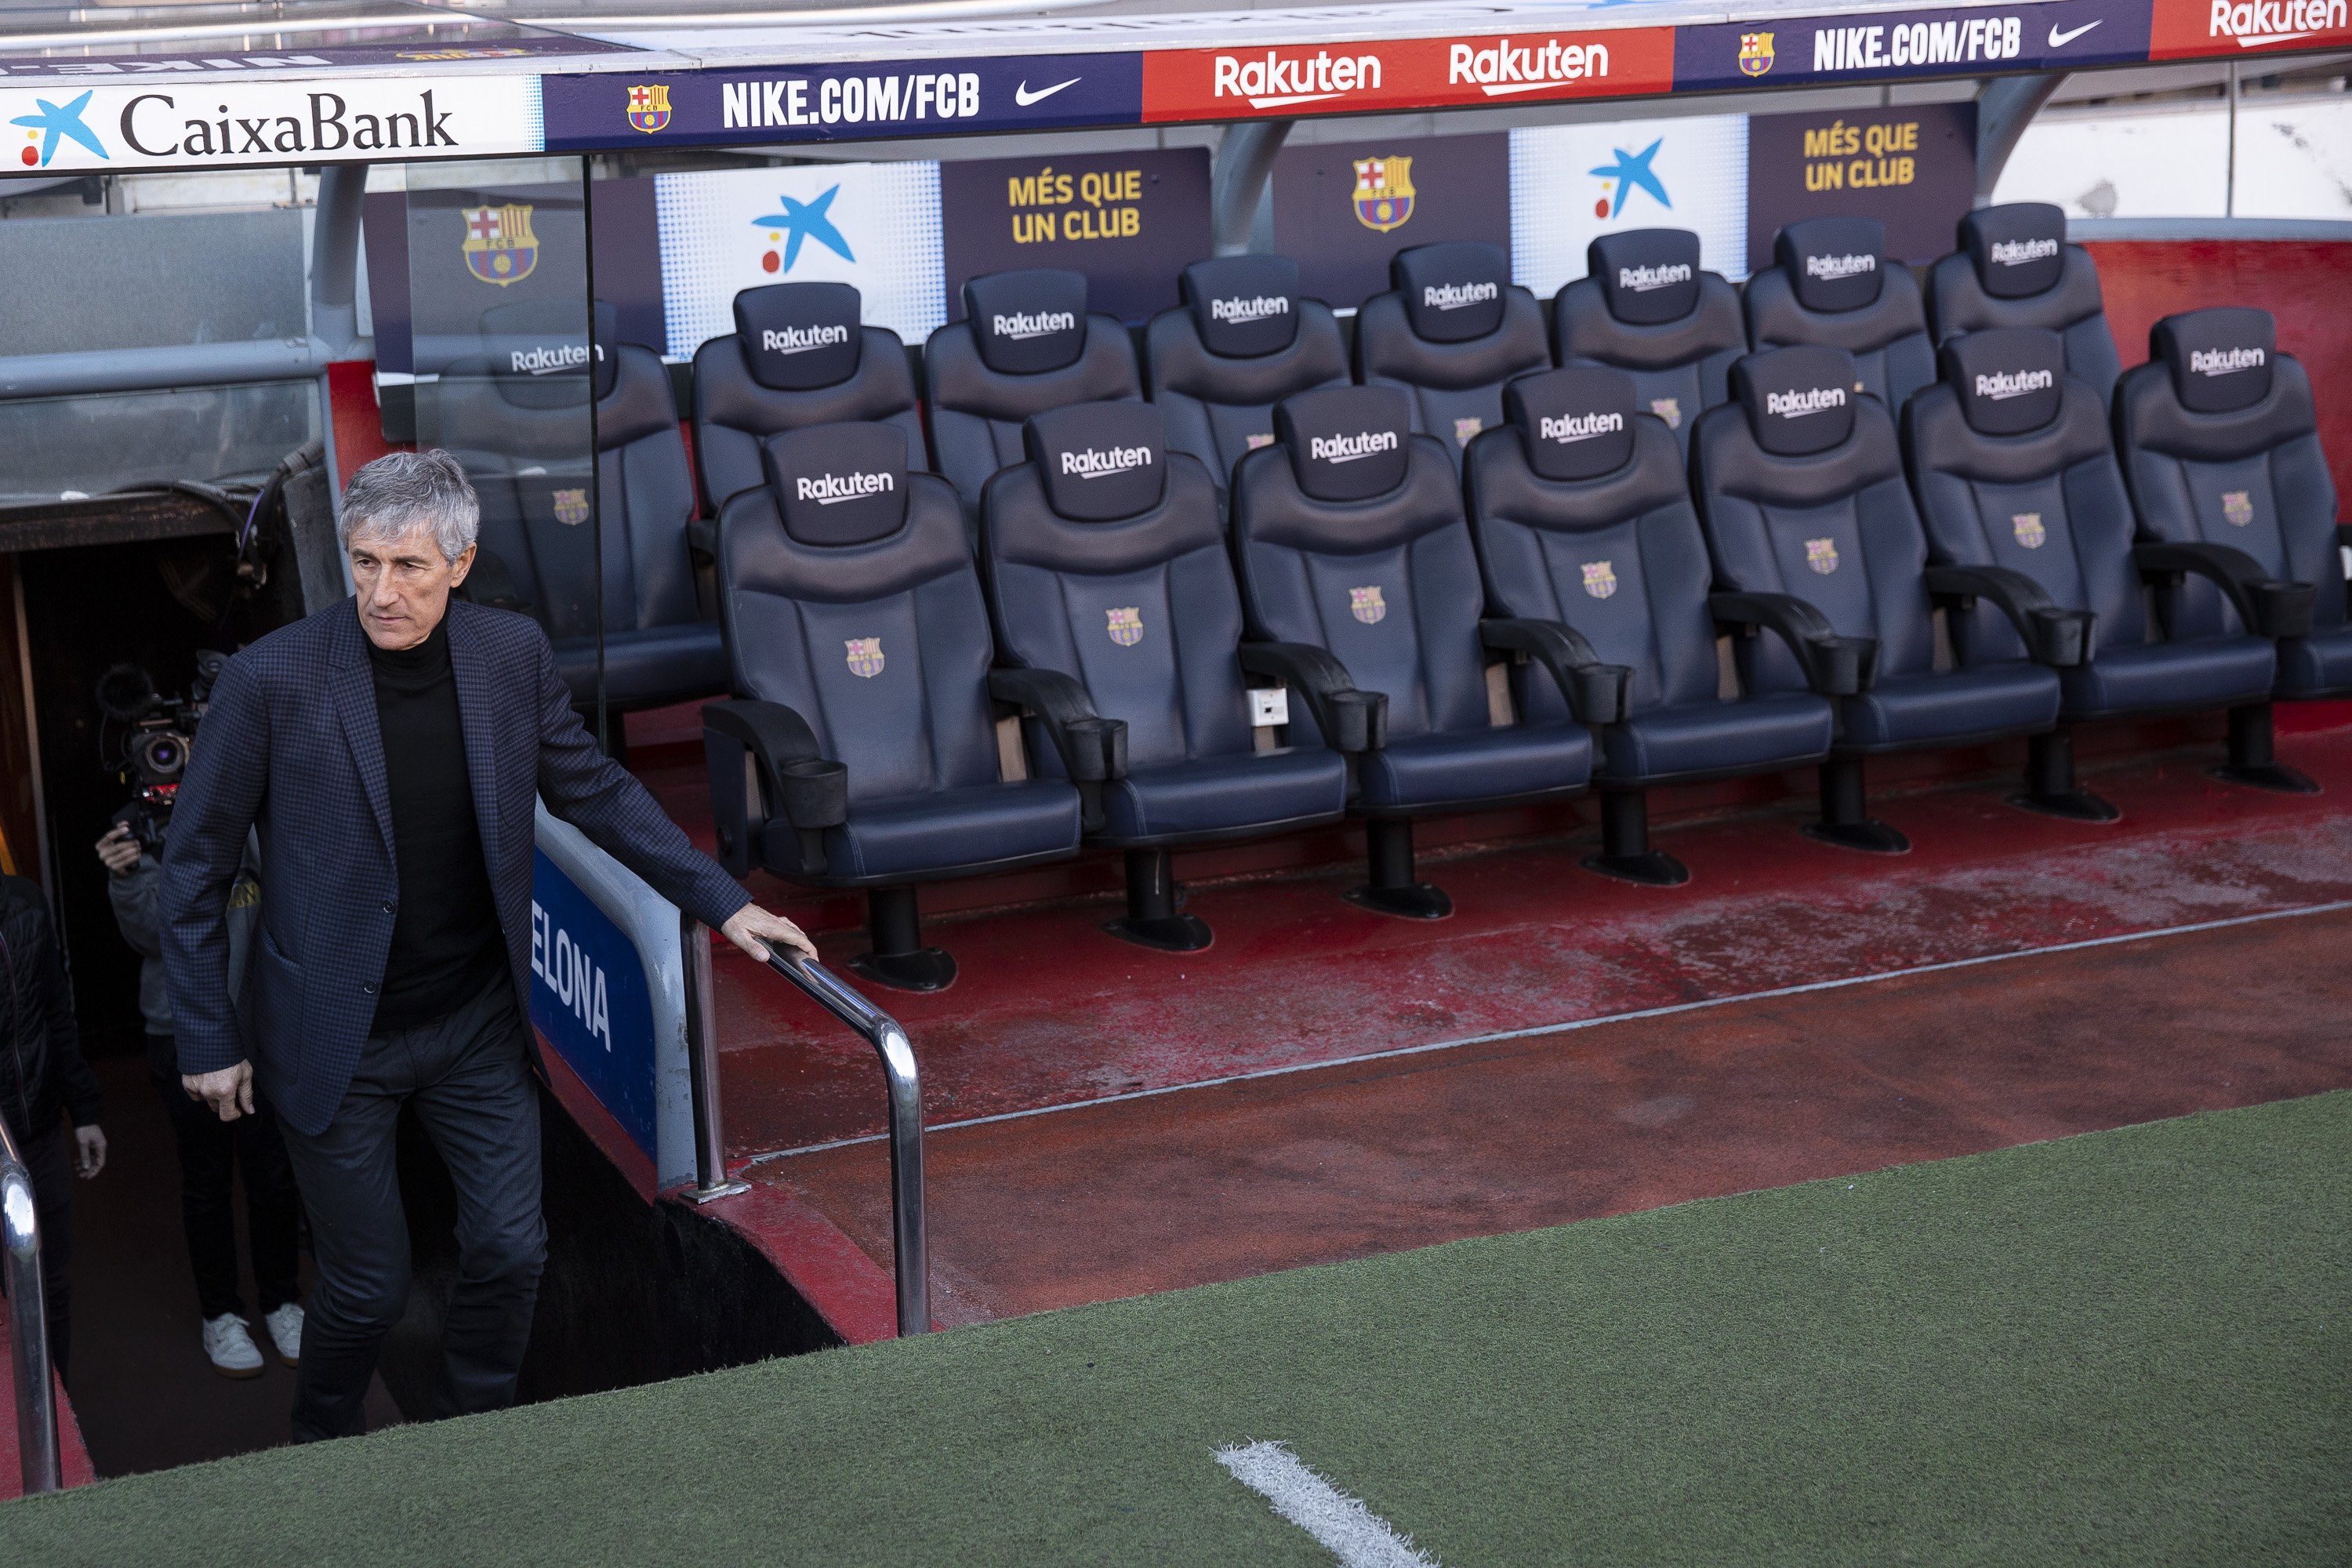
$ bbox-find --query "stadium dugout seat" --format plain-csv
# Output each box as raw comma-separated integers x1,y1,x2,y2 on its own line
980,400,1351,949
1551,228,1746,458
1692,344,2064,848
429,298,725,717
1465,367,1834,885
1354,241,1550,472
692,281,927,513
1927,202,2123,401
1744,216,1937,416
702,420,1084,991
1904,325,2282,818
1145,254,1350,506
1229,384,1596,913
2114,307,2341,789
925,268,1142,526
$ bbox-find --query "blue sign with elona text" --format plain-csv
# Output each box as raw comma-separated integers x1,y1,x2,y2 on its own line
530,846,658,1160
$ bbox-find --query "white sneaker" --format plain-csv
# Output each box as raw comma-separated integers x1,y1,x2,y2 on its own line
202,1313,265,1379
263,1302,303,1367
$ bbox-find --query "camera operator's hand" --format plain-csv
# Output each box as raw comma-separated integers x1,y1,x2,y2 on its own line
96,822,141,877
73,1124,106,1178
183,1061,255,1123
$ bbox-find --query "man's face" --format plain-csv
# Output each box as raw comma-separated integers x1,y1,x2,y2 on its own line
349,523,475,652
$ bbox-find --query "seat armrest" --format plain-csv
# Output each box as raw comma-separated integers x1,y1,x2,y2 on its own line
1238,642,1387,752
687,517,718,564
2133,541,2315,638
702,699,829,877
1924,564,2094,667
989,667,1126,833
459,543,532,612
1479,618,1632,725
1709,592,1875,696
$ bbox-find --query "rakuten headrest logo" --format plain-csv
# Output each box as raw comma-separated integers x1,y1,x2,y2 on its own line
1803,252,1877,282
1766,386,1848,419
1974,367,2056,400
1309,430,1400,463
1539,411,1624,443
1210,294,1290,325
1422,281,1500,312
796,470,895,504
993,309,1076,341
763,323,851,355
509,343,594,376
1617,263,1693,293
1060,445,1154,479
1988,237,2060,267
2189,346,2267,376
2205,0,2346,45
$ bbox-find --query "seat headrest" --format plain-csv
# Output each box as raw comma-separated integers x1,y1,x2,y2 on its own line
1024,401,1167,522
1733,346,1858,456
2152,307,2275,414
733,282,862,391
963,269,1088,376
1180,254,1301,358
479,298,619,401
1775,216,1887,314
1392,241,1509,343
1587,228,1702,326
1942,327,2063,437
1275,384,1411,502
1504,367,1637,481
1959,203,2067,299
762,421,910,546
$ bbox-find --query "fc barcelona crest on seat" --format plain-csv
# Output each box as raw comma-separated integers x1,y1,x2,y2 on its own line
551,488,590,527
1805,537,1839,575
2222,490,2254,528
845,637,885,677
461,203,539,287
1352,156,1415,234
1649,397,1682,430
1453,417,1483,448
2011,512,2045,549
1581,561,1617,600
1106,607,1144,646
1348,586,1387,625
626,83,671,133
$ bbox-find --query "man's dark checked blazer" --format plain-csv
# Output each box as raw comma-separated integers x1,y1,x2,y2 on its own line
160,597,750,1137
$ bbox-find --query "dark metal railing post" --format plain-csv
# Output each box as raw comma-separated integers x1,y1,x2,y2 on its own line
763,953,931,1337
1,1116,60,1494
681,917,749,1204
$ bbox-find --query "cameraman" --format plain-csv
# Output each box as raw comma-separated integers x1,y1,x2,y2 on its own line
0,873,105,1381
99,816,303,1378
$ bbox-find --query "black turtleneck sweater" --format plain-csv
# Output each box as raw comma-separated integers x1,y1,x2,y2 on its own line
367,615,503,1032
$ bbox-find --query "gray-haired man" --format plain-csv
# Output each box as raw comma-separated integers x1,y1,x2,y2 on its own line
161,450,814,1441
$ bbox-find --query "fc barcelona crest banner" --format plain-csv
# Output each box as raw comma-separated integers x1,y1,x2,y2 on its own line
1272,132,1509,310
1354,156,1415,233
462,202,540,287
626,83,672,133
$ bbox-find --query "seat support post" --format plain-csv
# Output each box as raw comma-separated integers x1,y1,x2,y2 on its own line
2215,702,2321,794
851,885,959,993
1346,818,1453,920
1581,788,1690,887
1804,755,1911,855
2011,727,2122,822
1104,848,1214,953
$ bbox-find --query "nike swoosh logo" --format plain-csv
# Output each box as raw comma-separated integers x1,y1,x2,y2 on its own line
2047,20,2103,46
1014,77,1080,106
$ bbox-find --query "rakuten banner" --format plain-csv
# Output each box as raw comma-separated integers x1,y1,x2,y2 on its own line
1141,26,1673,122
2151,0,2352,56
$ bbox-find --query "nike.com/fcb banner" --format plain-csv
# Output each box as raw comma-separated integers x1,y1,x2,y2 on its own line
1672,0,2151,91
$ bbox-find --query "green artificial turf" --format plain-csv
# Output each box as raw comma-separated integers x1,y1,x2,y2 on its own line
8,1091,2349,1566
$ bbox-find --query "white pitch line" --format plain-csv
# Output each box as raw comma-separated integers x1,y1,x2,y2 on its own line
1215,1440,1442,1568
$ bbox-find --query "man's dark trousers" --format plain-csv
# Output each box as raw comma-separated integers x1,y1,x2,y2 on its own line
277,974,544,1442
144,1033,301,1322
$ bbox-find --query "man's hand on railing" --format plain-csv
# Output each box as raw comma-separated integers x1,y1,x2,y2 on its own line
720,902,819,966
183,1060,255,1123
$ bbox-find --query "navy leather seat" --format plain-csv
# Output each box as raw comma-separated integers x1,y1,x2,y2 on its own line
429,299,726,718
1904,325,2280,817
1354,242,1550,472
1693,344,2063,850
1231,383,1595,913
1145,254,1350,506
1744,217,1937,415
692,281,927,512
1552,229,1746,457
703,421,1083,990
1928,202,2123,401
2116,307,2339,787
924,269,1142,525
980,401,1349,949
1465,366,1833,884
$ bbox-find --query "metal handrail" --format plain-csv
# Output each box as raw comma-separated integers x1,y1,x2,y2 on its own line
681,917,750,1206
0,1116,60,1494
762,952,931,1338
